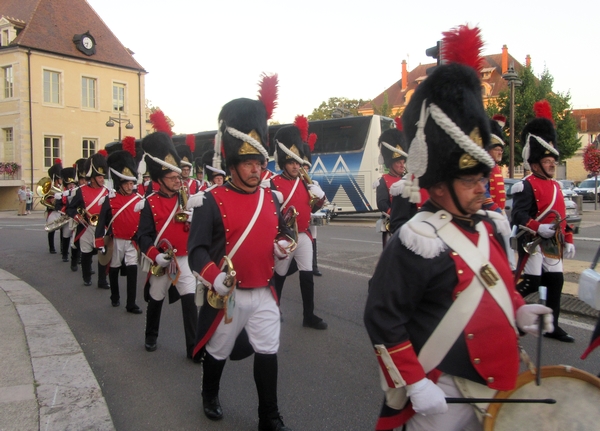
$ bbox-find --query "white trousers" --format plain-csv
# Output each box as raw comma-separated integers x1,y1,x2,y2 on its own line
206,287,280,360
148,255,196,301
523,246,563,275
274,232,312,275
110,238,138,267
406,374,481,431
79,225,96,253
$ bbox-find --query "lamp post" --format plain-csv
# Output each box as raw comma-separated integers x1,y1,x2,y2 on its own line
502,63,522,178
105,112,134,142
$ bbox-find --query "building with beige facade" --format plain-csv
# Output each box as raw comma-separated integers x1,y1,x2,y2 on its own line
0,0,146,210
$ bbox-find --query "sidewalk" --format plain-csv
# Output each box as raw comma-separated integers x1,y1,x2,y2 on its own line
0,268,114,431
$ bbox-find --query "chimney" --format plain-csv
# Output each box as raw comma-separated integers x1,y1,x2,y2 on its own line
401,60,408,91
581,116,588,132
526,55,531,68
502,45,508,74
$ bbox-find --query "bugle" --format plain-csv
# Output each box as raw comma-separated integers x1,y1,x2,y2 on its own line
299,166,321,207
150,238,177,277
207,255,237,310
523,210,562,255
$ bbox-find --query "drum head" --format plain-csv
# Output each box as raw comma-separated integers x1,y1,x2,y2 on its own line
483,366,600,431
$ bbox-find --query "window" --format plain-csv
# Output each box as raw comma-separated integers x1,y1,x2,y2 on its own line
82,138,97,158
44,136,61,168
81,77,96,109
2,66,13,98
43,70,61,104
113,83,125,112
1,29,9,47
3,127,14,160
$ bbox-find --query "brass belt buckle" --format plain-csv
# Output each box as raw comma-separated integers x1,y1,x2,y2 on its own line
480,264,499,287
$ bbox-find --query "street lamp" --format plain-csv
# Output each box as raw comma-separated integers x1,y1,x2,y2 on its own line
105,112,134,141
502,63,522,178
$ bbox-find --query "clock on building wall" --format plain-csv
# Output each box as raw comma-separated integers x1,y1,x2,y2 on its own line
73,32,96,56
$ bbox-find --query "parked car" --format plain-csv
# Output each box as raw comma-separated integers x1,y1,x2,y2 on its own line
559,179,576,190
558,181,577,198
504,178,581,233
574,177,600,202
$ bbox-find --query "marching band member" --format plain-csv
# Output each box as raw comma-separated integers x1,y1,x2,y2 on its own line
188,84,294,430
136,132,198,358
376,119,406,247
176,141,202,195
66,153,110,288
95,147,143,314
194,156,204,182
483,115,507,213
271,115,328,330
301,141,322,276
56,167,78,263
201,149,226,187
364,25,553,431
511,100,575,343
45,159,63,254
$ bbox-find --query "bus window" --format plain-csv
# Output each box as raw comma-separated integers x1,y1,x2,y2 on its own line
310,116,372,153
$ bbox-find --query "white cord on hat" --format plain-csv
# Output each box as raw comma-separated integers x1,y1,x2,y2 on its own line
380,141,408,159
109,167,137,182
521,133,559,171
226,126,269,159
144,152,182,174
276,139,309,167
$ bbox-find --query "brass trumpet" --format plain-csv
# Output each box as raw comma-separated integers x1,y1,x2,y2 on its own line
76,207,98,227
299,166,321,207
207,255,237,311
283,206,299,243
174,187,189,223
150,238,177,277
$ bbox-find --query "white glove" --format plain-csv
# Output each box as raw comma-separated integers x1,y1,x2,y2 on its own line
537,224,556,239
516,304,554,336
155,253,171,268
564,242,576,259
212,272,229,296
98,247,106,254
308,184,325,200
274,240,291,259
406,378,448,416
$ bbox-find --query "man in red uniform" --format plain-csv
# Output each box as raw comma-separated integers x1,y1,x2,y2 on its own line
66,153,110,289
512,100,576,343
483,115,507,213
55,167,78,263
188,93,294,430
45,160,63,254
201,149,226,188
136,132,198,358
176,143,203,195
95,149,143,314
364,25,553,431
271,116,328,330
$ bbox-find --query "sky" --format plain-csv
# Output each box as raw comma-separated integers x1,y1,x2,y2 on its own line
87,0,600,135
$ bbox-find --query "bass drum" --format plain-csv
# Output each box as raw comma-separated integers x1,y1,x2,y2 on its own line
483,365,600,431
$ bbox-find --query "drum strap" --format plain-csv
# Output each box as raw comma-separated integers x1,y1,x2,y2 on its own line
418,212,516,374
281,177,300,210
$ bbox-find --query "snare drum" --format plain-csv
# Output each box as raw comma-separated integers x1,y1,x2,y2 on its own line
310,212,327,226
483,365,600,430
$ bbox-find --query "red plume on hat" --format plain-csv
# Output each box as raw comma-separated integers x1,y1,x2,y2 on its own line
98,149,108,158
185,134,196,153
294,115,309,142
442,24,485,72
534,100,554,124
258,73,278,120
122,136,137,157
54,158,62,165
394,117,403,131
308,133,317,152
492,114,506,128
149,109,173,136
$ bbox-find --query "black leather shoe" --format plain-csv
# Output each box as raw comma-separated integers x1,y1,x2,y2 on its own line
71,264,78,272
145,341,157,352
49,249,57,254
62,256,69,262
98,281,110,290
312,268,322,276
544,327,575,343
203,396,223,420
112,301,120,307
83,280,92,286
127,306,142,314
90,269,95,275
258,415,292,431
303,315,327,330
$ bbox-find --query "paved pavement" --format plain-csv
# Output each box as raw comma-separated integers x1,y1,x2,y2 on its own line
1,207,599,430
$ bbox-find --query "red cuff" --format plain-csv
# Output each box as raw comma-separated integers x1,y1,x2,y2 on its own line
526,219,540,233
376,341,426,387
200,261,221,286
94,237,105,249
146,245,159,262
565,231,574,244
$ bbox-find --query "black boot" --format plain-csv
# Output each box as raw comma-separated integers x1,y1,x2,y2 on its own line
202,353,226,420
97,262,110,289
61,237,70,262
70,245,79,272
312,239,322,276
48,231,56,254
145,297,164,352
542,272,574,342
516,274,541,299
255,353,289,431
81,252,93,286
180,293,198,359
125,265,141,314
109,267,120,306
272,273,286,304
299,271,327,330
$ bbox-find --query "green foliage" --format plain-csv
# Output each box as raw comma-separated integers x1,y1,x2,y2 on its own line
308,97,370,121
486,66,578,166
371,93,402,118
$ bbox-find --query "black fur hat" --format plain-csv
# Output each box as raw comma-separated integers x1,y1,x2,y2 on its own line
521,100,558,170
487,117,506,150
48,159,63,183
107,150,138,189
379,128,408,169
175,144,194,168
273,125,305,169
201,150,226,182
74,158,87,180
194,156,204,177
141,132,181,182
61,167,76,185
218,98,269,168
84,153,108,178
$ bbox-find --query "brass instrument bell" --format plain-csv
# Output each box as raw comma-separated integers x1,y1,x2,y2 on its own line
207,255,237,310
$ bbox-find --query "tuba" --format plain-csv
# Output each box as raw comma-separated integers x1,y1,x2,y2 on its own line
36,177,61,209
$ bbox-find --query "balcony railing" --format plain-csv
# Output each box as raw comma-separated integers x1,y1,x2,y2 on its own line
0,162,21,180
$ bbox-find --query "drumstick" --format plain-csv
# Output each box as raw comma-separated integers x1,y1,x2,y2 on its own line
445,397,556,404
537,285,547,386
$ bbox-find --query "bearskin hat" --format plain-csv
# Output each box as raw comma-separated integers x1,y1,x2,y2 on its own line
273,125,305,169
107,150,138,189
201,149,226,182
141,132,181,182
194,156,204,177
175,143,194,168
379,128,408,169
521,100,558,170
84,153,108,178
74,158,87,181
48,159,62,183
402,25,494,194
488,116,506,150
61,167,77,185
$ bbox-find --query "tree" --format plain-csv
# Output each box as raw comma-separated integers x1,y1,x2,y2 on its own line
308,97,370,121
371,93,402,118
486,66,578,166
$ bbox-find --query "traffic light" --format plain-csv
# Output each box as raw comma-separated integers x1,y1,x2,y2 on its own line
425,40,444,75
